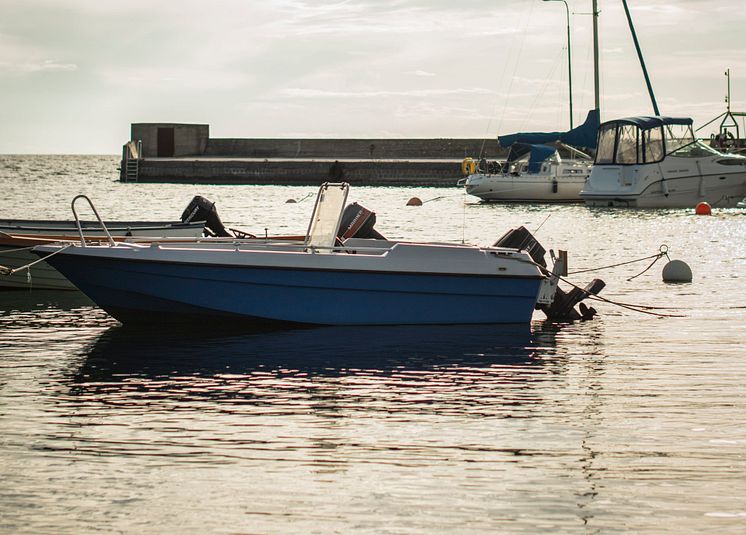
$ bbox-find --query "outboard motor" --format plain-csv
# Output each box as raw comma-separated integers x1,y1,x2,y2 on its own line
181,196,232,237
495,226,606,322
337,202,386,240
493,226,546,267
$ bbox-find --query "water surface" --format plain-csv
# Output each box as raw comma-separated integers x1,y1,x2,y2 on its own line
1,155,745,534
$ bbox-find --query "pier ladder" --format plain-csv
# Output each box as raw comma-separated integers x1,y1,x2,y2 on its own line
121,140,141,182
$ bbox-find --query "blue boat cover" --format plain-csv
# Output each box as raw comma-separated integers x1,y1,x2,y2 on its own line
504,143,558,174
599,116,693,130
498,109,600,149
528,145,556,173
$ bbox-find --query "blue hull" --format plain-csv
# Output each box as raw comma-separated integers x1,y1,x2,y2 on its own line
45,255,542,326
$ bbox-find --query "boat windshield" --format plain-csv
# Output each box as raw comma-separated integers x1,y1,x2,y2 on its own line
664,124,696,153
669,140,723,158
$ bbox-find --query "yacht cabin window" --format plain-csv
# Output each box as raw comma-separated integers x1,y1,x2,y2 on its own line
595,124,617,164
615,125,638,164
643,127,664,162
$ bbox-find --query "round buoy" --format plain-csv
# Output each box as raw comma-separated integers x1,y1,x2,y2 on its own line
695,201,711,215
406,197,423,206
285,198,297,204
662,259,692,283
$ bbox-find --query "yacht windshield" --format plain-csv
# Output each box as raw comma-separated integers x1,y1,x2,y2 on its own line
665,124,695,153
669,140,723,158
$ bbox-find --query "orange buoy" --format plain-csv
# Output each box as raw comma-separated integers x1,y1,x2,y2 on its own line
406,197,423,206
695,201,711,215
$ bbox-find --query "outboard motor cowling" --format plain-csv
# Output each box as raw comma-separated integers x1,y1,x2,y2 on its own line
337,202,386,240
181,196,232,237
493,226,546,267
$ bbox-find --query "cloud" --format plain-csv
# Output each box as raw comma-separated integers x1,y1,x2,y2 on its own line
2,60,78,74
408,70,436,77
279,87,492,99
99,67,251,92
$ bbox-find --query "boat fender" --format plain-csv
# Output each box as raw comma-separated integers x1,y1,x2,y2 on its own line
552,180,558,193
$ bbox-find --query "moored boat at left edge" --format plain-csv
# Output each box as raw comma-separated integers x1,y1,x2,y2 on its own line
0,195,220,290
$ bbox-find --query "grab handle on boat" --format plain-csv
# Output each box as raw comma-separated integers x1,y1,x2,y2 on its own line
71,194,115,247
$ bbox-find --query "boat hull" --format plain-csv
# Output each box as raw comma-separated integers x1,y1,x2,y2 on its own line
43,252,543,326
582,159,746,208
465,173,587,202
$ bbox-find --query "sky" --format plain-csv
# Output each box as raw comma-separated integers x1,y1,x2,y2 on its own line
1,0,745,154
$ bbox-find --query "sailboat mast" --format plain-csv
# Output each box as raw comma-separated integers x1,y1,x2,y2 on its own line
592,0,600,111
621,0,660,115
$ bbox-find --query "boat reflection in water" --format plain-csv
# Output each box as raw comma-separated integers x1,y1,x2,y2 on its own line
70,323,563,413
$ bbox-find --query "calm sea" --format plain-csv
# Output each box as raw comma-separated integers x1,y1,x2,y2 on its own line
1,155,745,534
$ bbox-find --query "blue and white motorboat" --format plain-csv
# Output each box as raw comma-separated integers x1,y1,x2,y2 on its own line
33,183,574,327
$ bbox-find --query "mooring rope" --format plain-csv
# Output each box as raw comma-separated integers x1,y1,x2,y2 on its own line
506,250,685,318
545,265,685,318
0,243,73,277
0,244,41,254
568,245,670,281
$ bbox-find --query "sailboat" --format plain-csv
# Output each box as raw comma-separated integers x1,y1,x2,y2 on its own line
461,1,599,203
461,110,598,203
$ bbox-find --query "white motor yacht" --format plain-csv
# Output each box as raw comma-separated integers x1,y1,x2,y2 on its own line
581,116,746,208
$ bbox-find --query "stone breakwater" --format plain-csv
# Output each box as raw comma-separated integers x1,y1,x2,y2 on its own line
129,156,473,186
120,125,505,185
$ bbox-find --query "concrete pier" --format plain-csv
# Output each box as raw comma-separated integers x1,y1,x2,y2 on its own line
121,123,505,186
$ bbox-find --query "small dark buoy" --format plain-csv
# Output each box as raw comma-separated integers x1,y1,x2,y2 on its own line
695,201,711,215
406,197,423,206
662,259,692,282
285,198,297,204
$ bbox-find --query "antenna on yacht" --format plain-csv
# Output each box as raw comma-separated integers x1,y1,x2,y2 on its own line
621,0,660,115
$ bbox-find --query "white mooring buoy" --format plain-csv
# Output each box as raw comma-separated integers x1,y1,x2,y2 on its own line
662,259,692,283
